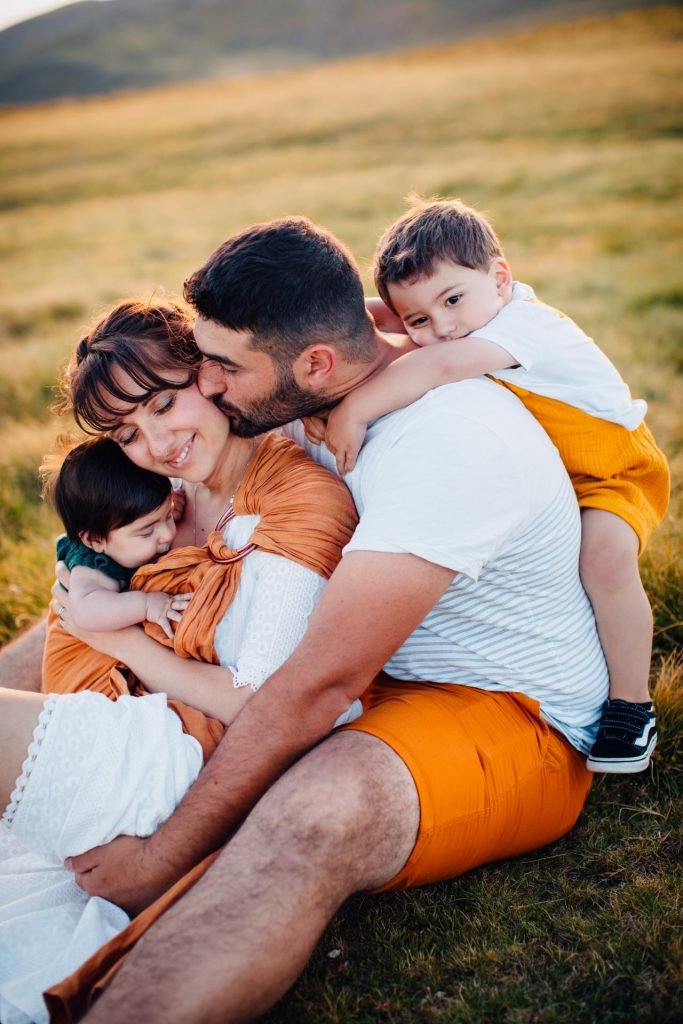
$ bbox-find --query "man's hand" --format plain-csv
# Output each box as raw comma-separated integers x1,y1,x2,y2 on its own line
65,835,183,917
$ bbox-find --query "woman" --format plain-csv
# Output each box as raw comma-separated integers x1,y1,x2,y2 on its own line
0,301,359,1024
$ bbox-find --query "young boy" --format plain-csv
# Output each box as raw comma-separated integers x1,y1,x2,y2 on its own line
314,197,669,773
45,437,190,639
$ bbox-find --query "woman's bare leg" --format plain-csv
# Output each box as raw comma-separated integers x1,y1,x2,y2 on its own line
0,619,46,692
0,688,48,810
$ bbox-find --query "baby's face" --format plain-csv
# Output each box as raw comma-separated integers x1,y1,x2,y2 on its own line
388,258,511,346
100,495,176,569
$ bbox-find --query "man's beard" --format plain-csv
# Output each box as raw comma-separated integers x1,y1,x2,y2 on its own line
214,361,335,438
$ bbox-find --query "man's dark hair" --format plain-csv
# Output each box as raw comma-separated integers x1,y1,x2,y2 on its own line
43,436,171,543
184,216,376,365
374,197,504,313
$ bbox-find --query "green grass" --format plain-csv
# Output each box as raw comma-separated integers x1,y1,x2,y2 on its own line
0,6,681,1020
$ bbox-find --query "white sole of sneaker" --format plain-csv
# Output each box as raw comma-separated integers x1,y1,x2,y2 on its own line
586,734,657,774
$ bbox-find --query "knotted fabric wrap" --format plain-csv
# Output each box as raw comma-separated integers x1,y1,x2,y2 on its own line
41,435,357,1022
132,431,357,664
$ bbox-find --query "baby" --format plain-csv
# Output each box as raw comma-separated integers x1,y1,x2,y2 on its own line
45,436,189,638
314,197,669,774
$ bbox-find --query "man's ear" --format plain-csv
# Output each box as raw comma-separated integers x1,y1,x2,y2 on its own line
293,344,337,388
79,531,105,553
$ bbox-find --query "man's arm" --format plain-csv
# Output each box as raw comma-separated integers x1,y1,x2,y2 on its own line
66,550,454,913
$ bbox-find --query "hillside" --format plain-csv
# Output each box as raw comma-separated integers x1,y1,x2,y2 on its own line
0,0,666,105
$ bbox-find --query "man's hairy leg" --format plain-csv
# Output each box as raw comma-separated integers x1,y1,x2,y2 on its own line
85,730,419,1024
0,619,46,692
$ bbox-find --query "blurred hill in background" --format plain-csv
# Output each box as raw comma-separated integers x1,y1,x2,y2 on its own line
0,0,668,105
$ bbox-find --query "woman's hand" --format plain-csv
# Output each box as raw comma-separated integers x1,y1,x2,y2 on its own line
51,564,137,659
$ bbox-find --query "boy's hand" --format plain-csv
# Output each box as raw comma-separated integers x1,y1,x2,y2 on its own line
145,591,192,640
325,403,368,475
172,485,187,523
366,296,407,335
301,414,327,446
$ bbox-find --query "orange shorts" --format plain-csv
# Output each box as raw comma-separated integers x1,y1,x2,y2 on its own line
496,382,670,554
344,677,592,892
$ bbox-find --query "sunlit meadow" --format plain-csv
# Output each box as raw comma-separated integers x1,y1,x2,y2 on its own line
0,7,681,1021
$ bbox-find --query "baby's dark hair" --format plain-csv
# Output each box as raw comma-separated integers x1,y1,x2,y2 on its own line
374,196,504,313
43,436,172,543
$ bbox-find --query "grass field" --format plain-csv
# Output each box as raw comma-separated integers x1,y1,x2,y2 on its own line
1,6,681,1021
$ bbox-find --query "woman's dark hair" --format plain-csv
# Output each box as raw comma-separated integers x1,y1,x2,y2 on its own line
43,436,172,542
67,300,201,433
183,216,376,366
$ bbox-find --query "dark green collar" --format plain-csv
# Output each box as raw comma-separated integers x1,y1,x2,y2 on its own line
56,534,135,587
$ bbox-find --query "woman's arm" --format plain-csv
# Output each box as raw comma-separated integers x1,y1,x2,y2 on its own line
324,336,516,473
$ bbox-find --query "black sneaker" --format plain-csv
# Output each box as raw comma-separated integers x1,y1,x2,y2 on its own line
587,699,657,773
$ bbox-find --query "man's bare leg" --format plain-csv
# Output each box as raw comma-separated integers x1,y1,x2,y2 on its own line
85,731,420,1024
0,619,46,692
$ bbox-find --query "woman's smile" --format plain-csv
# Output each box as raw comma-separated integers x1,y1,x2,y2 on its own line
166,435,195,470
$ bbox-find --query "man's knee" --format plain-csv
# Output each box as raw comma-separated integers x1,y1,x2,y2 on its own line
253,730,419,891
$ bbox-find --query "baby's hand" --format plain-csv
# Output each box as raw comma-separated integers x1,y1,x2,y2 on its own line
172,485,187,524
301,414,327,446
325,403,368,475
145,591,192,640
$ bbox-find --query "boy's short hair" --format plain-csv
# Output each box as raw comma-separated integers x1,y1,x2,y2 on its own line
374,197,504,313
43,436,172,542
183,216,376,366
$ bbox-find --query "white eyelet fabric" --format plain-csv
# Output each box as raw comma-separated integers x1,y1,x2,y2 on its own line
0,692,202,1024
213,513,361,726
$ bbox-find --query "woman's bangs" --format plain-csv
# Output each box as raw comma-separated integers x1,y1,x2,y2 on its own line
73,350,196,433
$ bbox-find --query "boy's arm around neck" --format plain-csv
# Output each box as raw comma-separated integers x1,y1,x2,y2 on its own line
67,549,455,915
324,337,516,473
342,336,516,425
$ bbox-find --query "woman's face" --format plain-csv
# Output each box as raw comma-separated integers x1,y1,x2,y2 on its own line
104,373,231,483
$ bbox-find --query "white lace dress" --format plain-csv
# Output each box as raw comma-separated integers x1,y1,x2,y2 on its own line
0,512,360,1024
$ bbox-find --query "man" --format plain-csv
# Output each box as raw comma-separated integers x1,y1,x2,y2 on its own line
29,217,605,1022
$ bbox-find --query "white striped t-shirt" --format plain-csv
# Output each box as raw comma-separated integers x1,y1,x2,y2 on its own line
285,377,609,752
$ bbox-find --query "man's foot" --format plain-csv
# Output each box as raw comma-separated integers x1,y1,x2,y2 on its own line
587,699,657,773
